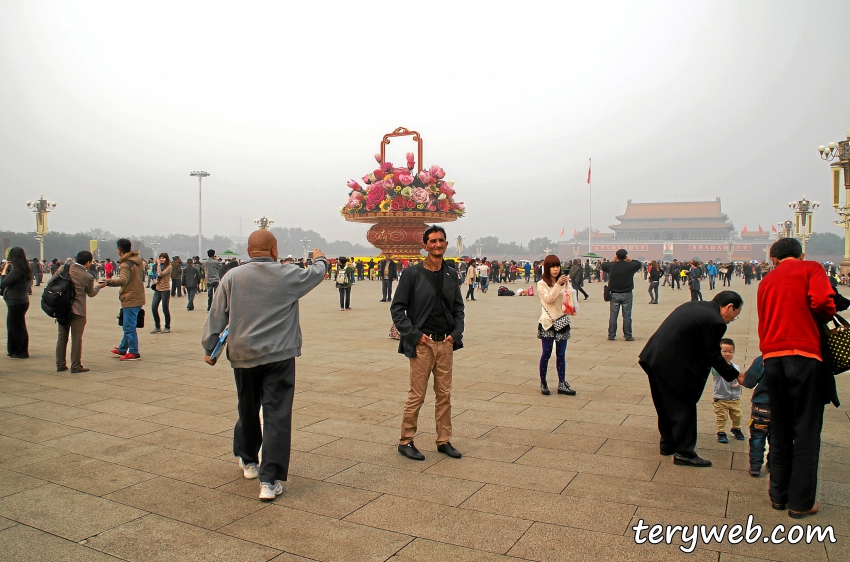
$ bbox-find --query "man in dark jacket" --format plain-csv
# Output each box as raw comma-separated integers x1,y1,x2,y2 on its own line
391,226,465,462
378,255,398,302
600,249,642,341
182,258,201,311
639,291,743,467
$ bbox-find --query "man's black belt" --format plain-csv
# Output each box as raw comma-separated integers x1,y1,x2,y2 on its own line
428,334,448,342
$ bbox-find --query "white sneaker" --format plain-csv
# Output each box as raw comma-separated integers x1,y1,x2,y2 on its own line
258,480,283,500
239,458,259,479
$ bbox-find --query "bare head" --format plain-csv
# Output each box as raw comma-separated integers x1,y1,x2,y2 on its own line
247,230,278,261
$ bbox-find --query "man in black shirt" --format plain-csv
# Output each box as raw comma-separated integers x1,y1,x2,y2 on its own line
670,259,682,290
600,249,642,341
391,225,465,462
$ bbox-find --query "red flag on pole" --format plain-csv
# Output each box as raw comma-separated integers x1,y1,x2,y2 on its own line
771,225,777,233
560,228,565,238
742,225,748,235
573,228,578,238
587,161,591,184
594,229,599,238
758,225,764,233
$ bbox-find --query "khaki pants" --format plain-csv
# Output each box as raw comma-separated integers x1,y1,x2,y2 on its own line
400,340,453,446
713,398,742,433
56,314,86,370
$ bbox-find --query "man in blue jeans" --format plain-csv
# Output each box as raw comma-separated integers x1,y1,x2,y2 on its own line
600,249,642,341
706,260,718,290
99,238,146,361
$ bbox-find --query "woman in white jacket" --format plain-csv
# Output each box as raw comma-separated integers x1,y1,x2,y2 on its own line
537,255,577,396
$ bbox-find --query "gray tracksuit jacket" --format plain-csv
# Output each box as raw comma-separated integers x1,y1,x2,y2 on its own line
201,256,327,368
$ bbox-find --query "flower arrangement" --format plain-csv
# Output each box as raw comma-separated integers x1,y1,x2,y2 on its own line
341,153,465,217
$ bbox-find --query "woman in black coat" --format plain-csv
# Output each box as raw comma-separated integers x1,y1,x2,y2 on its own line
0,247,33,358
638,291,743,467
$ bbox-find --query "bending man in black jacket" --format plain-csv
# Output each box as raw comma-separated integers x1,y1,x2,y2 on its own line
391,225,465,461
638,291,743,467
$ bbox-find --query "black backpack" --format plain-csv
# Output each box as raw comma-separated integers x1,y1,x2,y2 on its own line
41,263,76,324
497,286,515,296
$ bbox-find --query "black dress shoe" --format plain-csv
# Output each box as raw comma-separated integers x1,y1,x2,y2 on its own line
57,366,69,372
398,442,425,461
771,501,787,510
673,453,712,467
540,381,550,396
660,449,674,456
437,442,462,458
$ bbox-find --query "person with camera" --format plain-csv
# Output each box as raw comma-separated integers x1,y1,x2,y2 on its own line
54,250,101,373
99,238,145,361
335,256,355,311
203,230,327,501
536,255,577,396
600,249,642,341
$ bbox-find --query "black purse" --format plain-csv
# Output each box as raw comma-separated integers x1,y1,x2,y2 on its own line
823,313,850,376
544,307,570,332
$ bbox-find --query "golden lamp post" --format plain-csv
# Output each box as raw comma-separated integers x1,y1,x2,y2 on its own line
788,196,820,254
26,196,57,261
253,215,274,231
819,130,850,272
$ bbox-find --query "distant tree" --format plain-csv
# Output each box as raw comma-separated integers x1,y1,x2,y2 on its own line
803,232,844,257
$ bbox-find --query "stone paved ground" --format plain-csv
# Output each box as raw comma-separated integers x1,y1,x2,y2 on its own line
0,275,847,561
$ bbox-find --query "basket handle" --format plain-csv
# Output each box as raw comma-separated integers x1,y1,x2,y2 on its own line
831,313,850,329
381,127,423,174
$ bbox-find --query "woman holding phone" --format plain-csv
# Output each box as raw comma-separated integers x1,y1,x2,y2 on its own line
151,253,172,333
0,247,33,358
536,254,576,396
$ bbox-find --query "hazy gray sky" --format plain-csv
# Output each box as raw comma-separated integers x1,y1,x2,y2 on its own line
2,1,849,246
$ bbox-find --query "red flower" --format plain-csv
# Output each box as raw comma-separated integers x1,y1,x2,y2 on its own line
391,196,405,211
406,199,416,209
438,198,450,212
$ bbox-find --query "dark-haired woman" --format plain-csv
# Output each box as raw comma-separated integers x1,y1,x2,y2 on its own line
536,254,576,396
151,253,172,334
648,260,661,304
335,257,355,311
0,247,33,358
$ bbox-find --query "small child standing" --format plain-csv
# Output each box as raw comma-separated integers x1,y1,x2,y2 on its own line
740,355,770,477
712,338,744,443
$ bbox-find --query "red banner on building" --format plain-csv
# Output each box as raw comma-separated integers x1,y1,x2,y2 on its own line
591,245,649,251
688,244,751,251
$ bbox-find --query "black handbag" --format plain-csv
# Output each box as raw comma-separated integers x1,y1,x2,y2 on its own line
544,307,570,332
823,313,850,376
117,308,145,329
603,285,611,302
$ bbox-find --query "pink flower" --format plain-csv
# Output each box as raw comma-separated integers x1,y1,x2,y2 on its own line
366,185,387,206
411,187,430,204
439,184,455,197
381,162,393,172
347,180,362,191
418,171,431,184
435,168,446,179
426,202,437,211
455,202,465,212
383,178,394,190
399,173,414,186
429,165,441,176
362,174,372,185
374,153,382,164
406,152,415,169
346,192,363,208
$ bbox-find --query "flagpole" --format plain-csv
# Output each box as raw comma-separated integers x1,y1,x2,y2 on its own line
588,158,592,254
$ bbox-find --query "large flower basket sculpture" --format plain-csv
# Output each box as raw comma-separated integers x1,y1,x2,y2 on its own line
341,127,464,260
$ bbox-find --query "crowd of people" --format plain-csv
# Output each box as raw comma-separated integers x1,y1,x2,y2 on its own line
0,232,844,520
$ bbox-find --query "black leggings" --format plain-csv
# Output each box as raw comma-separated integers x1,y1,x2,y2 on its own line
575,285,588,299
466,285,475,299
5,300,29,357
338,287,351,309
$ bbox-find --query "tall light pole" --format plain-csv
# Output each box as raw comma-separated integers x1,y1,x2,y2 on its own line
299,237,311,262
726,238,734,263
254,215,274,231
789,196,820,254
777,219,794,239
455,235,464,256
572,241,580,260
189,171,210,261
26,196,57,261
819,130,850,272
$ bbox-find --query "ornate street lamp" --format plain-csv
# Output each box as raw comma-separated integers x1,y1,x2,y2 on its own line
544,246,552,255
819,130,850,272
726,238,734,263
572,241,580,259
26,196,57,261
254,215,274,231
788,196,820,254
189,171,210,261
299,237,311,262
474,243,483,258
776,219,794,239
454,235,464,256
